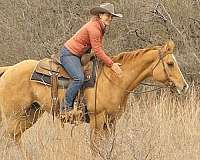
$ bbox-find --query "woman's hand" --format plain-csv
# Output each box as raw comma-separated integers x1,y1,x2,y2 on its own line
111,63,123,77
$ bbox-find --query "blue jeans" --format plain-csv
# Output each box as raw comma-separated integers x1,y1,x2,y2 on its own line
60,47,84,110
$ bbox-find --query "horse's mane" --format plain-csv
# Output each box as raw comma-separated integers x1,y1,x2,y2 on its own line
112,45,162,64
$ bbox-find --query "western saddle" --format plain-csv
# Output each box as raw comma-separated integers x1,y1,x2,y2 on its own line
31,54,96,125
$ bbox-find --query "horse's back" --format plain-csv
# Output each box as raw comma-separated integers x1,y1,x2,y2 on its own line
1,60,38,79
14,59,39,70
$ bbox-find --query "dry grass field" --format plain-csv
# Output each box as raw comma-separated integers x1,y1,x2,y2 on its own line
0,0,199,159
0,85,200,160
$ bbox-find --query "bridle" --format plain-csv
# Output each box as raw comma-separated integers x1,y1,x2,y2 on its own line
102,49,174,94
152,49,172,84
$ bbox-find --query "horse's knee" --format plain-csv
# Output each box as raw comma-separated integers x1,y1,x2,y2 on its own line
90,115,105,130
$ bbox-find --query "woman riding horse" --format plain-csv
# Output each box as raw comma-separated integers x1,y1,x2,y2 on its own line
0,39,189,142
60,3,123,115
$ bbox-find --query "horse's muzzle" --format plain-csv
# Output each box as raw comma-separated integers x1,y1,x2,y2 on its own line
168,81,189,94
182,83,189,93
175,83,189,94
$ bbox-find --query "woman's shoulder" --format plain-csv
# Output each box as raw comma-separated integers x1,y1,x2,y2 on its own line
86,17,103,31
86,21,99,30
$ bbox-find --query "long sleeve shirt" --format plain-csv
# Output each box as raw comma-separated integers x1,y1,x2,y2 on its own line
64,17,113,67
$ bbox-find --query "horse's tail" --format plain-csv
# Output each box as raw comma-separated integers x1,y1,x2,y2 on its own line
0,66,11,78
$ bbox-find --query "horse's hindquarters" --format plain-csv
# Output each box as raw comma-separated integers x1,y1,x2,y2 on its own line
0,60,41,141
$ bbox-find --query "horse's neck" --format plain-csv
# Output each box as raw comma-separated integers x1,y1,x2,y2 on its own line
113,51,157,92
84,51,158,112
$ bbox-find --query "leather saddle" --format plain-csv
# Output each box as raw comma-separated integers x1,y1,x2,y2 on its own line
31,54,96,88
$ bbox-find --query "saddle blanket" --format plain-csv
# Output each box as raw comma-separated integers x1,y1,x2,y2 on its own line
30,57,96,88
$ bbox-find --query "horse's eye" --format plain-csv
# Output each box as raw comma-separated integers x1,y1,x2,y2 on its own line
167,61,174,67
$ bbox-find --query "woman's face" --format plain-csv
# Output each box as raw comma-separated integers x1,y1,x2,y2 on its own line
99,13,113,26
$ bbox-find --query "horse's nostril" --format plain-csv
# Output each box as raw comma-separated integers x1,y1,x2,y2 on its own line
183,84,189,92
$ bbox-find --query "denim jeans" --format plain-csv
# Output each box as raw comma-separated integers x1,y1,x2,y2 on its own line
60,47,84,110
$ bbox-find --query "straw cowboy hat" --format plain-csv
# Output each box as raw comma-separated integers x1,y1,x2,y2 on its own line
90,3,123,18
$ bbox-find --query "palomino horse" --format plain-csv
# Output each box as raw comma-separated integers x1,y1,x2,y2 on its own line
0,40,188,142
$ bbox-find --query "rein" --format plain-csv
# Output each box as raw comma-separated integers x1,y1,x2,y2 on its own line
102,49,171,94
102,67,165,94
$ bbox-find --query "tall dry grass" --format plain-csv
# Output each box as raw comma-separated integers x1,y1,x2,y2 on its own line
0,85,200,160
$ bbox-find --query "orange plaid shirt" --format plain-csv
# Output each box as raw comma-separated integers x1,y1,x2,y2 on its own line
64,17,113,67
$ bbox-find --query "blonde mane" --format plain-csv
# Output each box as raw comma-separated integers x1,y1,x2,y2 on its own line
112,45,162,64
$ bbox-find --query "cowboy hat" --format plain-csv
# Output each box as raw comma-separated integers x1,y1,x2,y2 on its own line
90,3,123,18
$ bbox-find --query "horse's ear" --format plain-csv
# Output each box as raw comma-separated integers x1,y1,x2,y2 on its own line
162,40,175,55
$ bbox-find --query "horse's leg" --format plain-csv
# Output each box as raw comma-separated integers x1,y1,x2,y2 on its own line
89,112,118,159
89,112,107,155
2,102,44,143
25,102,45,124
3,115,29,142
19,102,45,160
90,112,117,136
1,102,44,160
89,111,105,130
